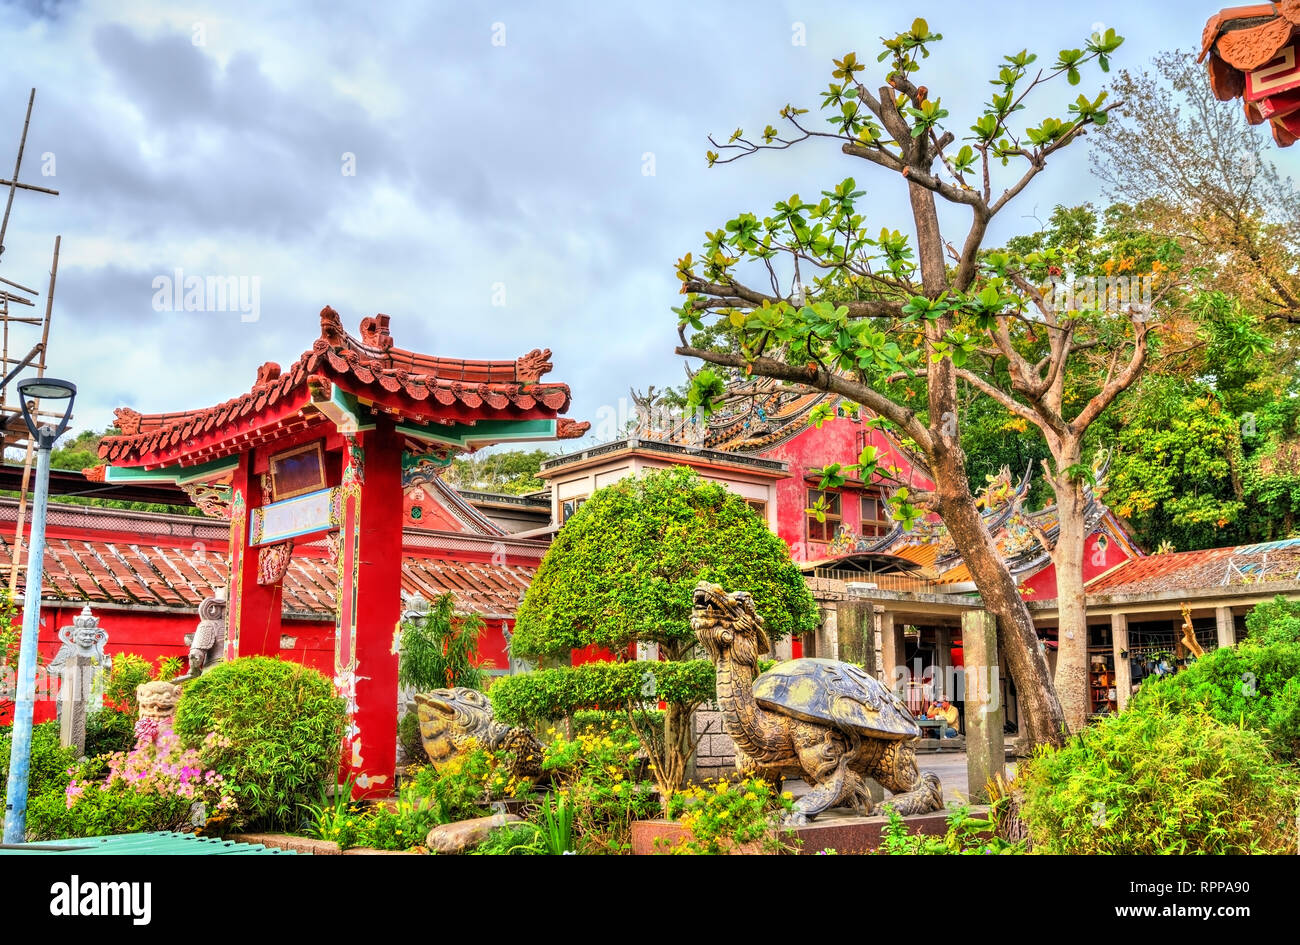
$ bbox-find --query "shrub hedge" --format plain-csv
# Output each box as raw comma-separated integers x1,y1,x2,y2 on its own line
1018,704,1299,854
174,657,346,830
490,661,716,728
1129,640,1300,760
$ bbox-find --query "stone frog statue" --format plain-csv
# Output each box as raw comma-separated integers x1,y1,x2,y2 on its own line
413,688,544,783
691,580,943,824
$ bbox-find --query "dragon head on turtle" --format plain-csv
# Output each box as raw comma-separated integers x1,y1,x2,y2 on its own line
691,581,771,672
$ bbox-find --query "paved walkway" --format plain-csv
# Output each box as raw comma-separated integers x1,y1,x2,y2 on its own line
917,750,1016,805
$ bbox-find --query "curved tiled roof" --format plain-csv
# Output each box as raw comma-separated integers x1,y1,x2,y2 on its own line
98,307,586,466
1200,2,1300,146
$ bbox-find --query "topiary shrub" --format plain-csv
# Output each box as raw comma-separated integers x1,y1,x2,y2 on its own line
1129,640,1300,760
1018,704,1300,854
510,466,815,805
174,657,346,830
490,660,715,730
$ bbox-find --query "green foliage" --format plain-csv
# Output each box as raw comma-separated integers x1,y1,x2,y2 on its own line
512,466,815,659
398,709,423,764
0,585,19,669
470,822,546,855
685,368,726,417
1018,704,1300,854
570,708,664,736
173,657,346,830
537,792,575,854
28,782,193,841
1245,595,1300,647
540,723,659,854
398,592,486,692
1128,638,1300,761
305,750,501,851
442,448,553,496
663,778,798,854
490,660,716,729
0,721,77,803
1105,385,1248,550
876,804,1021,854
84,708,136,756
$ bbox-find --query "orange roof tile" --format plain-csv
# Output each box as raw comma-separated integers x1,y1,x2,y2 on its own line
97,307,588,467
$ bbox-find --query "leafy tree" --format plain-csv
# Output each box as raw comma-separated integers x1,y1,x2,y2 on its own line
1090,49,1300,325
398,592,486,692
511,465,816,799
49,428,104,473
672,20,1126,741
443,449,552,496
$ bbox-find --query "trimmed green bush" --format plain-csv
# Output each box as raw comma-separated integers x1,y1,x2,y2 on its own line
174,657,346,830
512,466,815,660
1129,640,1300,760
490,660,716,728
1018,705,1300,854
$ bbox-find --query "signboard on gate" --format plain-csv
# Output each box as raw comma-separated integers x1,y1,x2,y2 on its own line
250,487,338,545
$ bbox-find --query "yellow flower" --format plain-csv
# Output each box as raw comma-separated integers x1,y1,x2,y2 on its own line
714,782,728,795
781,791,794,800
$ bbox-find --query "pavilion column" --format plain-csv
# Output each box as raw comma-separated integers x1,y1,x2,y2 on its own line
337,420,403,797
225,450,282,660
1111,612,1132,711
879,609,904,691
960,610,1003,802
934,626,952,701
1215,606,1236,650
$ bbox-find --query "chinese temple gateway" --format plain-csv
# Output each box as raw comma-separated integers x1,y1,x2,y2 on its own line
89,307,587,793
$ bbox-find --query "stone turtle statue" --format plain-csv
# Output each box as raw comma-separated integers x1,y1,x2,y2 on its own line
413,687,543,783
692,580,943,824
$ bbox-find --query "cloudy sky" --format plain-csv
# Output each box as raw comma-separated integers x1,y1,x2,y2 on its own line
0,0,1296,453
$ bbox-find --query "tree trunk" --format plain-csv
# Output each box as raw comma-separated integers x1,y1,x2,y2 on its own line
932,459,1066,747
906,176,1066,749
1049,472,1090,733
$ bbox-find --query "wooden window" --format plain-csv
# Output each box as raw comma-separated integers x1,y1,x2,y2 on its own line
745,499,767,521
806,489,841,543
860,492,890,538
561,496,587,523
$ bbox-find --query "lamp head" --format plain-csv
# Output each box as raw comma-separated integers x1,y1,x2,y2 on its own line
16,376,76,447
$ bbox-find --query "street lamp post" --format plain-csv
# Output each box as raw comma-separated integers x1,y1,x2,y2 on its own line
2,377,76,844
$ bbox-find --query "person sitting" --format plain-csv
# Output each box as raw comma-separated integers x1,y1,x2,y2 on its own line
936,698,959,738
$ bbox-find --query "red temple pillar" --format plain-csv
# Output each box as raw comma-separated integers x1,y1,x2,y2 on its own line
336,420,403,796
226,450,283,660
